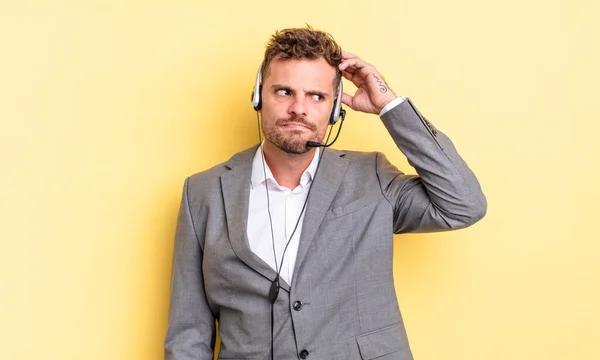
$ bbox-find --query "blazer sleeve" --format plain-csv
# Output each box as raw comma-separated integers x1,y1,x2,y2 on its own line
377,98,487,233
165,177,216,360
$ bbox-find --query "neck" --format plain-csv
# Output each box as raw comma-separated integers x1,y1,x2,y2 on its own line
262,141,317,189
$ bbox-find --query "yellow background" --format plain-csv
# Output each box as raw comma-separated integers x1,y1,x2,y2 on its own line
1,1,598,359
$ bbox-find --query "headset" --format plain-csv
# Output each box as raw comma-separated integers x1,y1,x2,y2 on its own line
251,62,345,125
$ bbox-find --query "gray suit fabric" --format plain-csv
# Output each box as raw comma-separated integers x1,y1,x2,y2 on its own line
165,99,487,360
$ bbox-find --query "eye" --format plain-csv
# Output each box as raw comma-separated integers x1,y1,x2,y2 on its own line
311,94,324,101
276,89,290,96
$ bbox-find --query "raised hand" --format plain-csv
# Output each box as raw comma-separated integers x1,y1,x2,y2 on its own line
338,51,398,115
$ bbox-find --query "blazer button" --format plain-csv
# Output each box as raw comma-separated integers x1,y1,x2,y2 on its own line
293,300,303,311
299,349,309,359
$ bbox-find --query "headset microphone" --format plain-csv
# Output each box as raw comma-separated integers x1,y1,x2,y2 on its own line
306,141,325,148
306,109,346,148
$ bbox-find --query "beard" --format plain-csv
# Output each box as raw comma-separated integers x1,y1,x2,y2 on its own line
262,114,323,154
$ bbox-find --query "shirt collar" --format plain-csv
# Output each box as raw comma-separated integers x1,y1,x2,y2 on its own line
251,143,320,189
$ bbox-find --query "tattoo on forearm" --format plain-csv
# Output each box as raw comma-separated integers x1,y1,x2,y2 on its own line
373,74,388,93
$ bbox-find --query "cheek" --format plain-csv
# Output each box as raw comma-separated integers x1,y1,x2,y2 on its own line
319,106,333,125
316,118,331,135
261,98,286,117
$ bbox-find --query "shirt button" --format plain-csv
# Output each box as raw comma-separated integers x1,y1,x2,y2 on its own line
299,349,309,359
293,300,303,311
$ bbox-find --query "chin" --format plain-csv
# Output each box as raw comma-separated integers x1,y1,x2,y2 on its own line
279,142,311,154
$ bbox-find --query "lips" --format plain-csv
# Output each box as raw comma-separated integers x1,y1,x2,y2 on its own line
282,122,310,130
277,118,316,131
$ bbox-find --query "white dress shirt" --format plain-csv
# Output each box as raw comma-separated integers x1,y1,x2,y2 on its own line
247,97,405,285
247,145,321,285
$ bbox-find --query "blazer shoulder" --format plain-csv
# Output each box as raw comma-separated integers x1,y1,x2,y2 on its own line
186,145,257,190
187,162,228,189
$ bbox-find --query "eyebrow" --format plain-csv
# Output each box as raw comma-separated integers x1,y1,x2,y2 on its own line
307,90,328,98
270,84,330,98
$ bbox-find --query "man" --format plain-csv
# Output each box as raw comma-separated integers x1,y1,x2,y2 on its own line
165,27,486,360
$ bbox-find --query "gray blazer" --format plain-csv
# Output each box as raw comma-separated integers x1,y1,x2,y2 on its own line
165,99,487,360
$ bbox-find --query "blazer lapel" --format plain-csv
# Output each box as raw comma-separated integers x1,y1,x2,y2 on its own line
220,145,290,291
292,148,349,284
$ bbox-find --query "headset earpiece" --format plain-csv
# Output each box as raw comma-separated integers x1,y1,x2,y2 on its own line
252,63,263,111
251,85,262,111
329,78,343,125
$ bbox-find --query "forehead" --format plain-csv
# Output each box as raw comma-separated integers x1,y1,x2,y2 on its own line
264,58,337,90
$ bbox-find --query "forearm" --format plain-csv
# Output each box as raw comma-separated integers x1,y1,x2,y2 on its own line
379,99,487,232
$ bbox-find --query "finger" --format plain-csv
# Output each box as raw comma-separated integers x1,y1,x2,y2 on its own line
342,50,357,59
341,92,355,108
341,69,366,88
341,69,355,81
339,57,369,72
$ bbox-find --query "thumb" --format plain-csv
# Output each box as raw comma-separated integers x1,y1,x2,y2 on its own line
341,92,354,109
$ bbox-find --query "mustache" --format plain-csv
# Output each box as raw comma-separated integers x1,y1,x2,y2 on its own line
276,115,316,131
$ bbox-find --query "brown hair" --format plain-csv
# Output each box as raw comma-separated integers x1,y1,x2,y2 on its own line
262,26,342,87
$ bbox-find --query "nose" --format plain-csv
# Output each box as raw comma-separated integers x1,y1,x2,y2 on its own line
288,95,307,117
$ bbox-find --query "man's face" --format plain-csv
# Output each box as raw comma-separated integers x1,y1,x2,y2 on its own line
260,57,337,154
